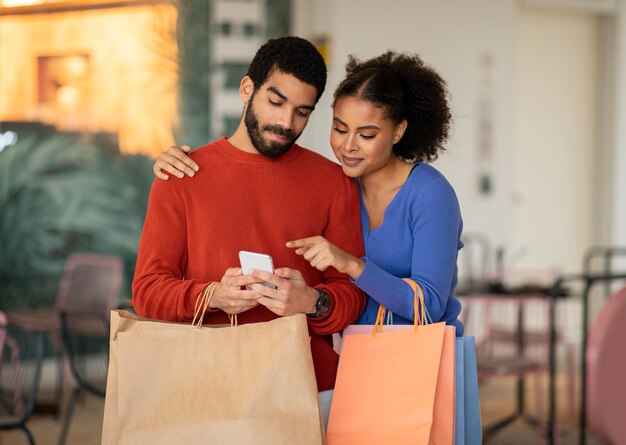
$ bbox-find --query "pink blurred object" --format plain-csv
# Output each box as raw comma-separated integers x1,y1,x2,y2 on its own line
586,286,626,445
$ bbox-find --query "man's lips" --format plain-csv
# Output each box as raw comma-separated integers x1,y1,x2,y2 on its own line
342,155,363,167
266,130,290,143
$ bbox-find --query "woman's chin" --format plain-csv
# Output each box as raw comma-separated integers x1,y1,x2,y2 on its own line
340,164,361,178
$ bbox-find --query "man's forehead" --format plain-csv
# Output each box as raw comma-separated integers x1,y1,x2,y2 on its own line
258,70,317,103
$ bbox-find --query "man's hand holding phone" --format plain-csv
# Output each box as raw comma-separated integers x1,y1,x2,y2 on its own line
249,268,318,317
209,267,261,315
236,251,319,317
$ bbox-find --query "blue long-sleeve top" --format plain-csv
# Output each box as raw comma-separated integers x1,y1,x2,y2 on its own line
353,163,464,336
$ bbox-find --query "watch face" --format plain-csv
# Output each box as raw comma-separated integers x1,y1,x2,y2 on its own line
318,292,330,316
308,290,331,318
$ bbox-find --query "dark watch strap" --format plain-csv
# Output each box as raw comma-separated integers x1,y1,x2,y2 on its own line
308,289,331,318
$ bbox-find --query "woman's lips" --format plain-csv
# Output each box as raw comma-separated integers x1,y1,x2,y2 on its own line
342,155,363,167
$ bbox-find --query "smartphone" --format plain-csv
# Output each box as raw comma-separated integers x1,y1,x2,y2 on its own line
238,251,276,289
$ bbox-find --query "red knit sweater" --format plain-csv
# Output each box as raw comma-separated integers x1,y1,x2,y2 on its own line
132,137,365,390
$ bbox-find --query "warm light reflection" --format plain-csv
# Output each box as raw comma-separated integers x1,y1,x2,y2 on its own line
0,3,178,157
38,55,89,111
60,56,88,82
56,85,80,107
1,0,44,6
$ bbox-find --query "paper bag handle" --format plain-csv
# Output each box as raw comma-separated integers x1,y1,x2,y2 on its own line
192,282,218,328
192,283,239,328
373,278,425,336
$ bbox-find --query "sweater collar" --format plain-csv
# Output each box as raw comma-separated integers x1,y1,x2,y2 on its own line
215,137,301,163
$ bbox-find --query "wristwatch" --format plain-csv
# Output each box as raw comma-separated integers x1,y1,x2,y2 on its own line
308,289,331,318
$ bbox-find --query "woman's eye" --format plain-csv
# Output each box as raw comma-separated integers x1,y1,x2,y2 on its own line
333,127,348,135
360,134,376,140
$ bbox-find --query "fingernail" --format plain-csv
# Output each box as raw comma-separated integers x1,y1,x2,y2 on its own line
286,242,292,247
193,165,199,171
177,172,184,178
188,170,195,177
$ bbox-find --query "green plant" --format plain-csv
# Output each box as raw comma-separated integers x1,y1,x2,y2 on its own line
174,0,212,147
0,130,153,310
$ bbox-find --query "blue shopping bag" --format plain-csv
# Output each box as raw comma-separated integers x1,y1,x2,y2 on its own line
455,337,482,444
455,339,465,444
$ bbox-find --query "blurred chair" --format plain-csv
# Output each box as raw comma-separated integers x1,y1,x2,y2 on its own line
583,246,626,298
462,294,551,443
0,311,46,445
461,274,576,445
6,253,123,416
586,285,626,445
57,310,110,445
457,232,492,295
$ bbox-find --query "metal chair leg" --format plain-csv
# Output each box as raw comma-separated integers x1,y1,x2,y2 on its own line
57,386,79,445
21,425,36,445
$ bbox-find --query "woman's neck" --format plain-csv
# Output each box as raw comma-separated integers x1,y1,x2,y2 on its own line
359,156,415,199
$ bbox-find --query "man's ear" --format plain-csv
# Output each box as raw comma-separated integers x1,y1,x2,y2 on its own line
240,76,255,103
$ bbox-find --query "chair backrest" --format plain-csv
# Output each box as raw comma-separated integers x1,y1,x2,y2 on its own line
457,232,491,294
586,286,626,444
0,312,6,353
56,253,123,313
0,311,45,427
461,294,551,365
60,310,110,397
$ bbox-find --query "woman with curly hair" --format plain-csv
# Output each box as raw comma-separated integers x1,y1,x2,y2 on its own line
155,51,464,334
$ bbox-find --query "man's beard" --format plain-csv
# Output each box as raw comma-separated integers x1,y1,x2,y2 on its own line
244,98,301,159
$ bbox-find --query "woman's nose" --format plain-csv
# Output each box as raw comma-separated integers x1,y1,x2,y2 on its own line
345,134,358,152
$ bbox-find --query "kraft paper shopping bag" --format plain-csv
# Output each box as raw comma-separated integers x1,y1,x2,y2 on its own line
101,309,324,445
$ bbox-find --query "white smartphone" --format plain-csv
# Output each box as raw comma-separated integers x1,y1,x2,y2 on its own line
238,251,276,289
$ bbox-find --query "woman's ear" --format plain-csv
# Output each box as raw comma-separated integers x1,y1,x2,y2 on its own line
393,119,408,144
240,76,255,103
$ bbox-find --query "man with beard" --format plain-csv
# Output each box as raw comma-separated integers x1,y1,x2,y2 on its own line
132,37,365,420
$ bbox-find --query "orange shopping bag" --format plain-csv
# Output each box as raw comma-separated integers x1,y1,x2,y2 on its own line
327,279,449,445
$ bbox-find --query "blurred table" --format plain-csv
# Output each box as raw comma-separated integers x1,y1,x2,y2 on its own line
462,291,554,442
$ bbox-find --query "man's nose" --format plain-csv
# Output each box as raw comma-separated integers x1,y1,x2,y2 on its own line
278,109,294,130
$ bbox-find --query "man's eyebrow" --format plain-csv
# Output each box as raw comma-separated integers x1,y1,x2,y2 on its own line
267,86,287,101
268,85,315,111
333,117,379,131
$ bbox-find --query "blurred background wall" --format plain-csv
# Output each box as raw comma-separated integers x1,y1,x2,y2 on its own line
294,0,623,276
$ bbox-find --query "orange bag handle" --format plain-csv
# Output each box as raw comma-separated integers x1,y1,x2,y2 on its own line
373,278,425,336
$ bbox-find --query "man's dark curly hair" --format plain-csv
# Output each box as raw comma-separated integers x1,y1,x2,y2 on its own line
247,36,327,103
333,51,451,162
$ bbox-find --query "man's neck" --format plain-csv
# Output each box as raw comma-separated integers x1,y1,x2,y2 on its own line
227,124,260,155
